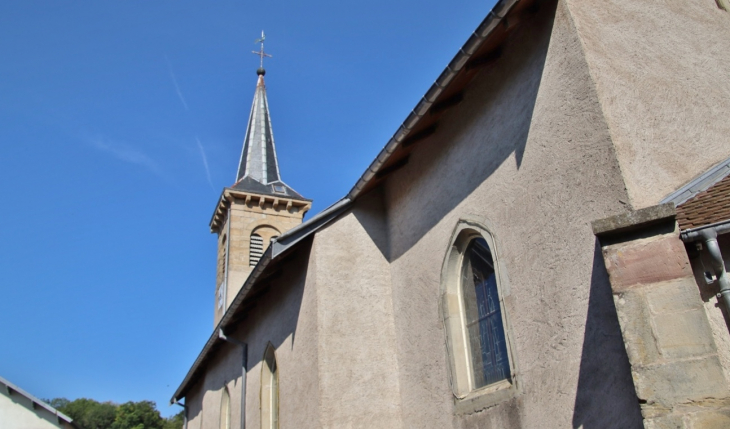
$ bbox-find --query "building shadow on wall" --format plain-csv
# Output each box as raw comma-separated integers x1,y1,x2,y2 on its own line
571,243,643,428
182,243,311,425
383,1,557,263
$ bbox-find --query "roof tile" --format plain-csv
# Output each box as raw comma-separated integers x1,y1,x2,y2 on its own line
677,174,730,230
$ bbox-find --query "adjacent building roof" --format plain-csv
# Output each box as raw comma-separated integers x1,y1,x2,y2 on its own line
677,173,730,230
659,155,730,231
662,156,730,207
234,69,305,200
0,375,75,427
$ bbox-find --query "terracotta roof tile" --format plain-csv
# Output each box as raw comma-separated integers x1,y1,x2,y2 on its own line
677,174,730,230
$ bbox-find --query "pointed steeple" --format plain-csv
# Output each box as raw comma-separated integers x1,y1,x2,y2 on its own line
232,68,307,200
236,69,280,184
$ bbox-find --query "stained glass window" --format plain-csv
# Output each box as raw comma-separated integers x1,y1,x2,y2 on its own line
461,237,511,388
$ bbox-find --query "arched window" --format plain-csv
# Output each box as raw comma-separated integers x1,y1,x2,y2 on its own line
249,233,264,266
461,238,510,388
219,386,230,429
261,344,279,429
442,220,515,405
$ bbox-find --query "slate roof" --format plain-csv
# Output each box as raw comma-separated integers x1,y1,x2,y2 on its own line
235,71,305,198
230,176,309,201
677,173,730,230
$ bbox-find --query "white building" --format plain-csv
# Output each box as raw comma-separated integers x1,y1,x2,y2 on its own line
0,376,75,429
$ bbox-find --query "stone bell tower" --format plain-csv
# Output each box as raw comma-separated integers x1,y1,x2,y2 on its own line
209,65,311,326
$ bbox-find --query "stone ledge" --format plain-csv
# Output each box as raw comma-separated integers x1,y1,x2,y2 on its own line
592,203,676,237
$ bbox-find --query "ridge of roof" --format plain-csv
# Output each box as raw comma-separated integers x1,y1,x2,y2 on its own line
0,375,75,426
661,155,730,207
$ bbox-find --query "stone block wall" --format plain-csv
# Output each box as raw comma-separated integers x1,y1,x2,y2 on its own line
595,207,730,428
213,193,309,326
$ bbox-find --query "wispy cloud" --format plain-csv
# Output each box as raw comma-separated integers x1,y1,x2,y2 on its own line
88,135,166,179
196,137,215,191
165,55,188,111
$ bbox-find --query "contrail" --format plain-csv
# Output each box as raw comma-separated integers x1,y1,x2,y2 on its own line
87,135,168,181
196,137,215,191
165,55,189,111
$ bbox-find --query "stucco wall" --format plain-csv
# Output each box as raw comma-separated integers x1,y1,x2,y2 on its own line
186,246,321,429
310,191,404,428
0,391,74,429
381,1,641,427
565,0,730,209
183,0,730,426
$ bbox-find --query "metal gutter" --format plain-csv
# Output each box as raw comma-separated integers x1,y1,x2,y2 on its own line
681,220,730,322
680,219,730,242
218,329,248,429
347,0,520,200
171,197,352,403
0,375,75,427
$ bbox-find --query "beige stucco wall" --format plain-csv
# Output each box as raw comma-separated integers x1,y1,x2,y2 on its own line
185,0,730,427
188,246,321,429
565,0,730,209
0,391,74,429
310,192,404,428
382,1,641,427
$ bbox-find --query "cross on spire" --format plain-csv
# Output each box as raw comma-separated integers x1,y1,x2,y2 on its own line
252,31,272,69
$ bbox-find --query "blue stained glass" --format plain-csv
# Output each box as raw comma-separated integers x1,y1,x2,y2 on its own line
461,237,511,388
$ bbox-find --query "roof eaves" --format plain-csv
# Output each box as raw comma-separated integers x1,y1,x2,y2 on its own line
661,155,730,206
0,375,75,426
171,197,353,403
208,189,228,229
346,0,520,201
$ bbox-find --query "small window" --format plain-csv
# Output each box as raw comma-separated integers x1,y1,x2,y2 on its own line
441,220,516,410
250,234,264,266
219,386,230,429
272,184,286,194
261,344,279,429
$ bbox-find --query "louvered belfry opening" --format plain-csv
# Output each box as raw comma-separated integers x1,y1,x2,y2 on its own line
250,233,264,266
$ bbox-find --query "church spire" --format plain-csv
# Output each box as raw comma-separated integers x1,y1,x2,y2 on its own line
235,68,280,184
231,34,307,201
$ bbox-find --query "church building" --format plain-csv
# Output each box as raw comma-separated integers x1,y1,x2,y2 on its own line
171,0,730,427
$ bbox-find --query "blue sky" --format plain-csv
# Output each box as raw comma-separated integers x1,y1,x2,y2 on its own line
0,0,496,417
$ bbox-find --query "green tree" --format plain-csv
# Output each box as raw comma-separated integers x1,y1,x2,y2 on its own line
53,398,117,429
44,397,70,410
162,411,185,429
110,400,164,429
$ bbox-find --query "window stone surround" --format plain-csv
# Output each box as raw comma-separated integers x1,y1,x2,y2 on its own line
440,217,520,414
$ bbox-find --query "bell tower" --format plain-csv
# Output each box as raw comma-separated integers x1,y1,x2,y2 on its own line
209,58,311,326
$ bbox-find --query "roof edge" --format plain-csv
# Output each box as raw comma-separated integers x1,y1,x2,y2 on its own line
661,155,730,206
0,375,74,425
172,197,353,403
346,0,520,200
